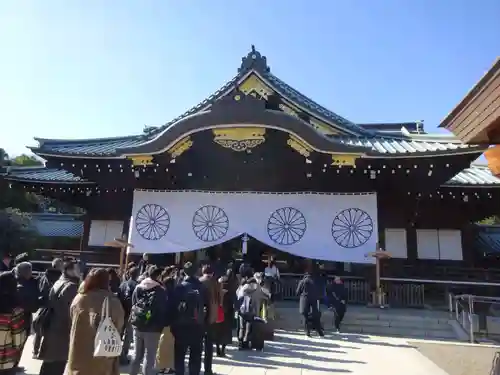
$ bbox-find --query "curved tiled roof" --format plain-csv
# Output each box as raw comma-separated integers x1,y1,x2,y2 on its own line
3,164,499,187
2,167,93,184
33,136,147,156
265,73,368,135
331,135,481,155
446,165,500,186
27,47,483,159
31,218,84,237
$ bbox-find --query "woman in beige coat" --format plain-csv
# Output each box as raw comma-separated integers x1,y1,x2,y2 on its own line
65,268,124,375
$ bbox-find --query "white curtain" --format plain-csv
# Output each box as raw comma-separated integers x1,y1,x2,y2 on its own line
129,190,378,263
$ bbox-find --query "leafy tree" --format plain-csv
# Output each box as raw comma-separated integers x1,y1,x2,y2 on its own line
0,148,8,167
477,216,500,225
11,154,43,167
0,208,38,256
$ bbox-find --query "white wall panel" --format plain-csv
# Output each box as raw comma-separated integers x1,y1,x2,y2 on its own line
384,228,408,259
417,229,440,259
438,230,463,261
88,220,124,246
104,221,124,244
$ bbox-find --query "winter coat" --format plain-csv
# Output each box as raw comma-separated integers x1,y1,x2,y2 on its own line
117,278,137,318
38,269,62,304
17,277,39,314
0,261,10,272
326,282,348,310
171,276,208,337
214,289,234,345
199,274,221,325
65,289,124,375
37,276,79,362
131,277,167,333
296,273,320,315
237,280,270,318
138,260,149,276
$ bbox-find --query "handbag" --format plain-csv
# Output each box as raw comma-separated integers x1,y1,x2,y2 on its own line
33,283,70,334
32,306,51,334
94,297,123,357
216,305,224,323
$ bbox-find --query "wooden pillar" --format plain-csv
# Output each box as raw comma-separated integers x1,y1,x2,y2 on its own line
406,226,418,261
79,215,91,252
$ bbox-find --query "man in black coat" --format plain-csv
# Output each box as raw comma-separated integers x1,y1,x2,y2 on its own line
117,266,140,364
171,262,209,375
15,261,40,369
326,276,348,332
296,268,324,337
38,258,63,302
33,258,63,357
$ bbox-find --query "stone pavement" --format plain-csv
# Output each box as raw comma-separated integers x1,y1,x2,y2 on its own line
19,331,451,375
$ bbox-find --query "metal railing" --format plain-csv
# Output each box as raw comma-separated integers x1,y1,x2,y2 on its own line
449,293,500,343
28,257,500,310
277,273,425,307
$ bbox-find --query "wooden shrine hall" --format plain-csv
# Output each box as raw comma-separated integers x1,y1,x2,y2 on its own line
2,46,500,283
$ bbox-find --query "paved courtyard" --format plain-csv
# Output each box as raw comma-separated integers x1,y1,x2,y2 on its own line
18,330,453,375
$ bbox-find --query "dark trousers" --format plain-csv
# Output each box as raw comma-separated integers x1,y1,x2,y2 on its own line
238,315,252,343
334,305,346,329
33,333,42,355
303,302,323,335
0,369,16,375
174,334,203,375
204,325,215,373
39,361,66,375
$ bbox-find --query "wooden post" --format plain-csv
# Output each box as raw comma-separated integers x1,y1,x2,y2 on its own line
104,236,134,276
366,243,392,308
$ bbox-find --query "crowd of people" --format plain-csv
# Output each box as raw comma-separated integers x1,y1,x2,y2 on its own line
0,252,285,375
0,251,348,375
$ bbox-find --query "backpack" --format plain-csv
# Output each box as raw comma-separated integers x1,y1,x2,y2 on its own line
239,294,255,316
129,289,157,329
176,281,205,326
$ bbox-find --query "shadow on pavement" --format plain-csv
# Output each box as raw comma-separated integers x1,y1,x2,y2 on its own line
335,333,416,349
214,331,367,372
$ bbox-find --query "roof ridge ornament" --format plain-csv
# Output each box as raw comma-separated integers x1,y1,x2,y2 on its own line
238,45,270,74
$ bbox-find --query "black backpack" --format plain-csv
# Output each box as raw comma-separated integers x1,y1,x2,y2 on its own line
129,289,157,329
176,281,205,326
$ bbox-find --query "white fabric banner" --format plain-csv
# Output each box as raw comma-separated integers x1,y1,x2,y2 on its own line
129,190,378,263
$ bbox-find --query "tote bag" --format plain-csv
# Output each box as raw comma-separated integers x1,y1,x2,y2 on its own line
94,297,123,357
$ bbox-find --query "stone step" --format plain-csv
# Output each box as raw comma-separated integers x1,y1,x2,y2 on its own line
341,318,449,330
275,307,451,324
341,324,458,340
324,311,451,324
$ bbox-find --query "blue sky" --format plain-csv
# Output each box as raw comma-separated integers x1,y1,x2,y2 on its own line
0,1,498,157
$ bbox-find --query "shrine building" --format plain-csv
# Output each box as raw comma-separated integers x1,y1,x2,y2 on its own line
2,46,500,280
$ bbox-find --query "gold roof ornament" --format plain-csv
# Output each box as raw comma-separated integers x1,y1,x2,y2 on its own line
287,135,312,158
127,155,154,166
168,136,193,159
212,127,266,152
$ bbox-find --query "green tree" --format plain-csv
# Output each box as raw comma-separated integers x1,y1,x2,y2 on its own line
11,154,43,166
0,208,38,256
477,216,500,225
0,148,9,167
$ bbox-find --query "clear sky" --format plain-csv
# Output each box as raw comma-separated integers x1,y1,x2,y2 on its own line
0,1,498,157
